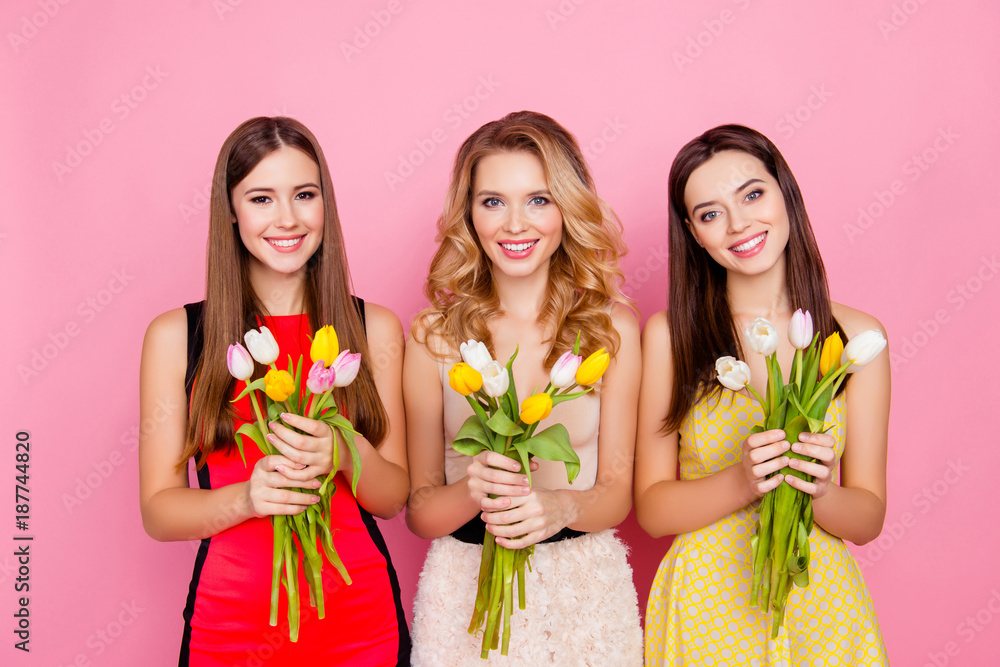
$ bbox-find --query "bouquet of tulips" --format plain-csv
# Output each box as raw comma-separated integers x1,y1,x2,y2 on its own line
714,310,886,637
448,335,610,658
226,324,363,642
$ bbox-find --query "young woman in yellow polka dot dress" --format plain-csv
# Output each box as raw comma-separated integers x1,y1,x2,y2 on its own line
635,125,889,666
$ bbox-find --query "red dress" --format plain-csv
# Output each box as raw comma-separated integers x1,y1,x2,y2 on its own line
180,302,409,666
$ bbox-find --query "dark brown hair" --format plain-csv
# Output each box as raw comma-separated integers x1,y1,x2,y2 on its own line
417,110,631,366
664,124,846,432
180,117,387,469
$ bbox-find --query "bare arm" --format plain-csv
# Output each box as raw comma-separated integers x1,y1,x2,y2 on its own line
403,322,483,538
138,309,319,542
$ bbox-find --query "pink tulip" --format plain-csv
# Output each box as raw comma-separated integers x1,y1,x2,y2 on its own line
306,359,336,394
227,343,254,381
788,309,814,350
331,350,362,387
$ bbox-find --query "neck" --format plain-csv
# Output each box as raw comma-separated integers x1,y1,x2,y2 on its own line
249,264,307,316
493,263,550,322
726,255,790,320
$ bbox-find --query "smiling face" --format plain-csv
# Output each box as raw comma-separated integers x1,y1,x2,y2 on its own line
683,150,790,277
231,145,324,281
470,151,563,280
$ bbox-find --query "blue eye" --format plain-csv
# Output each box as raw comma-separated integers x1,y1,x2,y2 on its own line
701,210,720,222
530,196,550,206
745,189,762,202
483,197,502,208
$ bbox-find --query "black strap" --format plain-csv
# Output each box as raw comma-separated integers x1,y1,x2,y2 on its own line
450,514,586,545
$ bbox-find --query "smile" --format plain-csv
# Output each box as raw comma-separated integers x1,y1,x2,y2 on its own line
730,232,766,253
267,236,304,248
500,240,538,252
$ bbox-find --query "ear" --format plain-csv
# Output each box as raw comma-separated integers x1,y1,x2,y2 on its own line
684,218,703,248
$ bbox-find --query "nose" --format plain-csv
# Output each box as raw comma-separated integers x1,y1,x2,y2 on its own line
503,205,528,234
727,206,751,234
275,199,296,229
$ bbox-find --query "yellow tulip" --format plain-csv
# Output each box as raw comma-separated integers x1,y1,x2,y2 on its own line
264,369,296,402
448,362,482,396
819,333,844,376
520,392,553,425
575,348,610,386
310,326,339,367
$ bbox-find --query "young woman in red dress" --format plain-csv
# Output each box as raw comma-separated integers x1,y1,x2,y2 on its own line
139,117,411,666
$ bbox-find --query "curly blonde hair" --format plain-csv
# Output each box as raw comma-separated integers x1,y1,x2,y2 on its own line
417,111,632,366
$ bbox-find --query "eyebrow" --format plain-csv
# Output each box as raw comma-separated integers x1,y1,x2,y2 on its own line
690,178,766,214
243,183,320,195
475,189,552,198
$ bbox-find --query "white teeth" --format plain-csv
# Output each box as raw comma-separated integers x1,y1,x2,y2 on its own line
268,237,302,248
732,233,765,253
501,241,537,252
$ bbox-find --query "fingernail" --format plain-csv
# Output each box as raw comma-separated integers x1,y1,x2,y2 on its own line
313,480,321,488
791,443,801,452
522,476,529,485
295,463,307,469
311,496,320,503
522,487,530,493
275,465,285,473
281,413,290,420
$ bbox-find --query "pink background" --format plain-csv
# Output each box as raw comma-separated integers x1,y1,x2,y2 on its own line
3,1,997,665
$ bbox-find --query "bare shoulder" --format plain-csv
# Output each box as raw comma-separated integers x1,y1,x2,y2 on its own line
406,309,452,359
641,309,671,346
143,307,188,357
362,301,404,342
610,302,640,338
831,302,887,339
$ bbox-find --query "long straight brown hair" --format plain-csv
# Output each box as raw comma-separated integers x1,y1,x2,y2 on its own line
664,124,847,432
180,117,387,469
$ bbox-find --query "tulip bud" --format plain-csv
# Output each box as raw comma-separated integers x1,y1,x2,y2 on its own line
331,350,362,387
841,329,887,372
306,359,336,394
459,339,493,373
227,343,254,381
480,360,510,398
550,350,583,388
819,333,844,375
788,309,814,350
576,348,610,386
244,326,280,365
448,362,483,396
310,325,339,368
519,392,553,425
264,368,296,401
744,318,779,356
715,356,751,391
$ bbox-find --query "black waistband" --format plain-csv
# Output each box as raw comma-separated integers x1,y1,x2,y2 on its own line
449,515,586,545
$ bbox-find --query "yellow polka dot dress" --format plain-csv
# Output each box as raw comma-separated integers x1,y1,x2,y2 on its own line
644,393,887,666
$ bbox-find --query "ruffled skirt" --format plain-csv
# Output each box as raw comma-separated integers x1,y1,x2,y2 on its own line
411,530,643,666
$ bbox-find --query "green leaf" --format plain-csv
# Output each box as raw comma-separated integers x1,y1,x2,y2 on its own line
550,388,591,407
522,424,580,484
451,415,492,456
512,439,532,488
267,401,283,422
340,425,362,496
503,346,519,418
232,378,266,402
786,394,824,434
485,410,524,437
291,354,303,413
235,422,267,462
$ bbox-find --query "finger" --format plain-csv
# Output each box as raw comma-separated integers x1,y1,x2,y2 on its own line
477,451,525,473
269,421,324,454
790,441,836,463
256,486,323,507
257,454,306,472
783,474,821,496
748,441,790,465
479,496,513,511
754,473,784,495
751,455,789,480
746,429,786,449
787,458,831,479
494,531,544,550
468,462,530,488
270,465,326,485
276,412,329,437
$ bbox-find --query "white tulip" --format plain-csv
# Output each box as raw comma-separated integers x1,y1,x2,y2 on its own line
480,361,510,398
549,350,583,389
715,356,752,391
841,329,887,372
744,318,779,356
460,339,493,372
244,326,279,365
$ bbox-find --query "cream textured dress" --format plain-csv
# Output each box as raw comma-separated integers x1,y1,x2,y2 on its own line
644,392,888,666
410,360,643,666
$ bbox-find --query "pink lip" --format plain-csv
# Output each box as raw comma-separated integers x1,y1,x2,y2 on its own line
266,235,306,253
498,239,539,260
728,231,767,258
